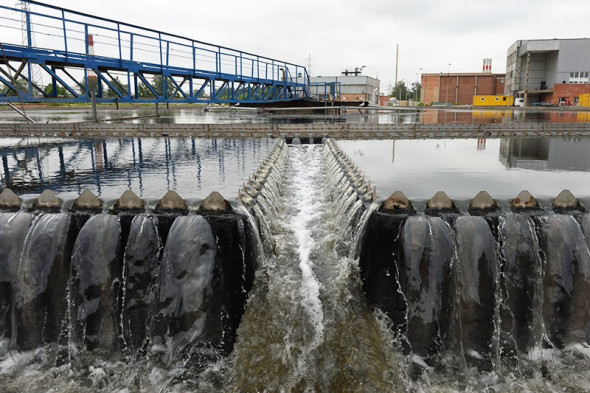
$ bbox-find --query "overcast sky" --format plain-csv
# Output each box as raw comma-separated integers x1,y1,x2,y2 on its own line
9,0,590,93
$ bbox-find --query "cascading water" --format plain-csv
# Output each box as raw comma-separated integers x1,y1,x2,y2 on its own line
16,213,73,350
70,214,121,354
0,212,33,341
359,202,590,391
227,144,404,392
0,201,258,392
2,136,590,392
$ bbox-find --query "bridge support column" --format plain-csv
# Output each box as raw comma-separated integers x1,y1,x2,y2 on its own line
90,91,98,122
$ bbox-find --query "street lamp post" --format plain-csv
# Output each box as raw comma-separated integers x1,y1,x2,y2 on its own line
355,65,367,103
371,67,379,80
370,68,380,104
415,73,419,103
419,68,425,103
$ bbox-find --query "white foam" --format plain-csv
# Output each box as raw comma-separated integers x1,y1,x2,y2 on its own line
0,348,41,375
289,146,326,376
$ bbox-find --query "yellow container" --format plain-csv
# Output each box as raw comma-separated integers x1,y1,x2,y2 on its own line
579,93,590,107
473,95,514,107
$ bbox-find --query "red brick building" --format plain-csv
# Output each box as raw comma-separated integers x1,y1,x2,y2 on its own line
421,73,506,105
552,83,590,106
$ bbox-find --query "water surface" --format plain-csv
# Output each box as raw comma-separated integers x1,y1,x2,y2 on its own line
337,137,590,201
0,137,274,200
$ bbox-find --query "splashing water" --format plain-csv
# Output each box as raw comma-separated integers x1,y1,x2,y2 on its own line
227,144,404,392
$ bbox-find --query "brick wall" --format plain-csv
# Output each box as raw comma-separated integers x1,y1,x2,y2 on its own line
552,84,590,105
495,76,506,95
421,73,506,105
422,74,441,104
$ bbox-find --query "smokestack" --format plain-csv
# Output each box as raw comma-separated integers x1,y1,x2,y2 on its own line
87,34,95,56
87,34,97,84
482,58,492,73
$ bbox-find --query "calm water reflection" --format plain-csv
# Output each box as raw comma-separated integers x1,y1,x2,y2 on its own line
337,137,590,201
1,107,589,125
0,137,274,200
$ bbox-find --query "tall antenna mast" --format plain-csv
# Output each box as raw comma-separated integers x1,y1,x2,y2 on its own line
395,44,399,87
20,2,43,92
306,53,313,77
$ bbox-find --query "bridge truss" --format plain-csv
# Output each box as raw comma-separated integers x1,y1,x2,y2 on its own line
0,1,310,104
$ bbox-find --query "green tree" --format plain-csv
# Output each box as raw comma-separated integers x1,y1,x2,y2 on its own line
5,77,28,96
137,82,154,98
44,83,69,97
105,76,127,97
152,75,178,98
391,80,409,100
135,75,178,99
410,82,422,102
215,88,249,101
79,77,98,96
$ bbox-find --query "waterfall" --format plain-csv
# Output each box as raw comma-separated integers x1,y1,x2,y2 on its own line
359,206,590,384
498,214,544,356
229,144,404,392
535,214,590,347
0,212,33,340
15,213,72,350
122,214,161,355
2,136,590,391
154,215,217,360
0,194,259,391
71,214,121,353
402,216,453,361
453,216,498,369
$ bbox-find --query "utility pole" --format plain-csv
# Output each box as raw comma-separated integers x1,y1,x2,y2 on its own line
395,44,399,91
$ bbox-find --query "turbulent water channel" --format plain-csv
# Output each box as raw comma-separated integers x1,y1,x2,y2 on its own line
227,145,403,392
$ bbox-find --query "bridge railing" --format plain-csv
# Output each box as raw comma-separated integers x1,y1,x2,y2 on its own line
309,82,342,103
0,0,310,101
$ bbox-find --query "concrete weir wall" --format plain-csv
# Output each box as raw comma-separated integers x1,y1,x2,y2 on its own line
0,187,259,357
238,139,289,254
358,187,590,369
323,139,376,208
3,123,590,140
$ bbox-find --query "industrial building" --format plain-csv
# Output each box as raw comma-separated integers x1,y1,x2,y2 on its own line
500,137,590,171
420,72,506,105
505,38,590,106
310,69,380,105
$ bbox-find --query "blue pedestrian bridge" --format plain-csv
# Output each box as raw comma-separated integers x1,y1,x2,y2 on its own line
0,0,310,104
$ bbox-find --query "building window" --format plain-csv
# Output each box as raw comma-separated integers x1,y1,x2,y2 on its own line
569,72,589,84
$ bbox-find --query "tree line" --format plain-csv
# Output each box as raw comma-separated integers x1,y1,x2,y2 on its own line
390,80,421,102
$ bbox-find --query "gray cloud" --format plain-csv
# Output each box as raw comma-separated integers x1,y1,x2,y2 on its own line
16,0,590,93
